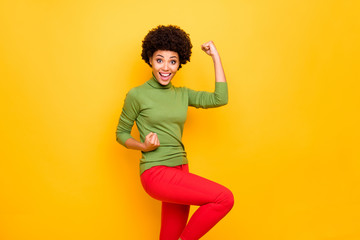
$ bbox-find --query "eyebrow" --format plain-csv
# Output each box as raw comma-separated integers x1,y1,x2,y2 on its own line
156,54,178,59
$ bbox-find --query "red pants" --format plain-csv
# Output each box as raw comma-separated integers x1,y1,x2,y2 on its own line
140,164,234,240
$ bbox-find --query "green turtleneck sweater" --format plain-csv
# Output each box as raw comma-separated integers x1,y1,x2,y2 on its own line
116,74,228,175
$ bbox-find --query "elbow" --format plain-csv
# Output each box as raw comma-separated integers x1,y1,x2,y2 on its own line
221,97,228,106
116,131,132,148
116,134,123,145
215,96,228,107
115,132,126,147
219,101,228,107
213,91,228,107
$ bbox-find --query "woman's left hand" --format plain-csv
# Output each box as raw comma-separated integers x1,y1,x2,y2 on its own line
201,41,219,57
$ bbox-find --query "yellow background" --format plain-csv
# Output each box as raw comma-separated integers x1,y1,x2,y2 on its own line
1,0,359,239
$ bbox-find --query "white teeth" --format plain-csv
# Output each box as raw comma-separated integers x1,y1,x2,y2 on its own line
160,73,170,77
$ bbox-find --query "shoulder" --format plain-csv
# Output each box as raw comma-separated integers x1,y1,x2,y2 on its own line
172,85,190,92
124,81,154,105
126,82,148,96
123,88,137,102
123,86,142,106
169,85,191,98
127,86,139,96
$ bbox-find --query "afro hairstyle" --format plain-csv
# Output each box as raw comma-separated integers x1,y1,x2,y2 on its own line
141,25,192,69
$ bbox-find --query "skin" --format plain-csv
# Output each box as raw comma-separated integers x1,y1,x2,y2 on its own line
124,41,226,152
150,50,180,86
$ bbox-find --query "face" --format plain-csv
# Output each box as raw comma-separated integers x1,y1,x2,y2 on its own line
149,50,180,86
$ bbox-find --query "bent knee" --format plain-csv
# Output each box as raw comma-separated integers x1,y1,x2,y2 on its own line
218,187,234,212
224,189,235,211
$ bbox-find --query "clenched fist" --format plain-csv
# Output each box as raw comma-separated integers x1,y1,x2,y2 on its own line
201,41,219,57
142,132,160,152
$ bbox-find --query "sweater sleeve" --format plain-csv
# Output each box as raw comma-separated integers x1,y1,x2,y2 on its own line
187,82,228,108
116,88,140,147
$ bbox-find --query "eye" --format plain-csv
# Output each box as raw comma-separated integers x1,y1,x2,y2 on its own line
157,59,162,63
171,60,177,65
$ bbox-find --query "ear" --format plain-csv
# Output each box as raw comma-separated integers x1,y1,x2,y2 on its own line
148,57,152,66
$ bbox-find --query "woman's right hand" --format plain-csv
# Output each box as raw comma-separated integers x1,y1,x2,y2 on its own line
142,132,160,152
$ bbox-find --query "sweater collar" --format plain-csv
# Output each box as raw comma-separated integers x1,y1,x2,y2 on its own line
147,72,172,89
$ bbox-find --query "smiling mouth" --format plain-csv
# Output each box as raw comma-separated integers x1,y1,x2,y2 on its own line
159,72,171,77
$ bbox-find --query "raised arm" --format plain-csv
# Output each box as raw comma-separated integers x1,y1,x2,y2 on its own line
201,41,226,83
187,41,228,108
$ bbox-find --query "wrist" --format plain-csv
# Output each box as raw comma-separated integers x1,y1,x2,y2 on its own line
140,142,147,152
212,53,221,62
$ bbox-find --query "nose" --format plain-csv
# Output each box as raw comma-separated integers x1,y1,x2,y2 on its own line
162,62,169,70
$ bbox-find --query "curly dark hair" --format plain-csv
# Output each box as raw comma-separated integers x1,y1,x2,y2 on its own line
141,25,192,69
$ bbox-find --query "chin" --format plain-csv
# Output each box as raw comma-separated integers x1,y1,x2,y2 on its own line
159,80,171,85
156,74,173,85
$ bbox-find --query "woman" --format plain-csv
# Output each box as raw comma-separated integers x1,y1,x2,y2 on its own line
116,25,234,240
